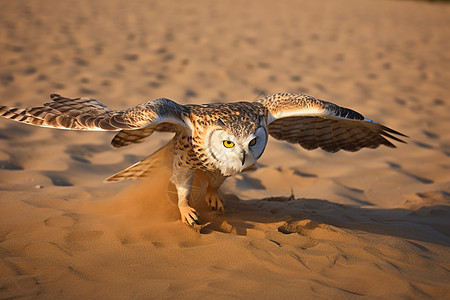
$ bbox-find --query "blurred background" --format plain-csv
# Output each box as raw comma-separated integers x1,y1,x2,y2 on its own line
1,0,448,107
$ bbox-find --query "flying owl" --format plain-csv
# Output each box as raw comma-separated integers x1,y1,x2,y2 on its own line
0,93,406,227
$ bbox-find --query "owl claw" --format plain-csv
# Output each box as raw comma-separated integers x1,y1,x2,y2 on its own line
206,191,225,212
179,206,199,226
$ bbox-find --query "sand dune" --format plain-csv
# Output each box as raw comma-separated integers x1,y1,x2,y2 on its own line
1,0,449,298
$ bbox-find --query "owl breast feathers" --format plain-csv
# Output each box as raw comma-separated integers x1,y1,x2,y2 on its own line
0,93,406,228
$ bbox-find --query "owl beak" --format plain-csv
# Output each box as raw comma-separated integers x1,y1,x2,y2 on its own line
241,150,246,166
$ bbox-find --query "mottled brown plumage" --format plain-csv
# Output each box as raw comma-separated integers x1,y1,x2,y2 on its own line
0,92,406,227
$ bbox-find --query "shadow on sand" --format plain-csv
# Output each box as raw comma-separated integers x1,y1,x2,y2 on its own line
199,193,450,247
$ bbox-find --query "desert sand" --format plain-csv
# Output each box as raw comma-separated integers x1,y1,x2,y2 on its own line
0,0,449,298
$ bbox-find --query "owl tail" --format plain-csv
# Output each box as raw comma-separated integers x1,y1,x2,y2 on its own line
105,139,174,182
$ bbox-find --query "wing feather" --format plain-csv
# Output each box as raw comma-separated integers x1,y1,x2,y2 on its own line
1,94,189,131
105,139,174,182
1,94,191,147
258,93,406,152
110,123,181,148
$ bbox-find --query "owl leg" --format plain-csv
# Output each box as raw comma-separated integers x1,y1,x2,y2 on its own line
205,173,226,211
171,167,199,226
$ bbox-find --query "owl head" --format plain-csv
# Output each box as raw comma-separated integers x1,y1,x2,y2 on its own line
206,116,268,176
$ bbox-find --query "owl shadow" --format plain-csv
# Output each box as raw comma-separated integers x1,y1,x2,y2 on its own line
199,193,450,247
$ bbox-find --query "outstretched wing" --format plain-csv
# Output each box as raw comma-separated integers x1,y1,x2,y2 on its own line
111,123,180,148
257,93,406,152
106,139,174,182
0,94,191,145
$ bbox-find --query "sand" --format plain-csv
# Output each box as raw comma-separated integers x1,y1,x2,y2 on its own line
0,0,449,298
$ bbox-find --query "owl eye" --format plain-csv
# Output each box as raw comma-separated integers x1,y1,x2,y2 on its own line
223,140,235,148
249,138,257,147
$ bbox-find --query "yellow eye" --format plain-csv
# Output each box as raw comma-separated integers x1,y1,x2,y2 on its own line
249,138,257,146
223,140,235,148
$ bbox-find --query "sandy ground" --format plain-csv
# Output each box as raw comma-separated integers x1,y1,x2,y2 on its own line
0,0,449,298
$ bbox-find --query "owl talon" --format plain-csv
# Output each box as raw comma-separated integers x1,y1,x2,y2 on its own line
206,191,225,212
179,206,200,227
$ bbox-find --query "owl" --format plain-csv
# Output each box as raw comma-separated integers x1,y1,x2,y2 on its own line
0,93,406,227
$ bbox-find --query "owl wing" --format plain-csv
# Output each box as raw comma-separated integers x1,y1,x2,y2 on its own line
257,93,406,152
110,123,181,148
106,139,174,182
0,94,192,146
